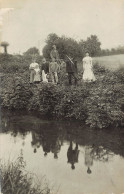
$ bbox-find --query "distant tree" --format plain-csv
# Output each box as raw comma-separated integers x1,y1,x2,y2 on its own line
100,45,124,56
0,41,9,54
79,35,101,57
116,46,124,54
57,36,82,60
42,33,59,59
111,48,116,54
42,33,82,60
45,33,59,46
23,47,40,56
23,47,43,64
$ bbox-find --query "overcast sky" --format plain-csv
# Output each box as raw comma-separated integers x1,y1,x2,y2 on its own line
0,0,124,54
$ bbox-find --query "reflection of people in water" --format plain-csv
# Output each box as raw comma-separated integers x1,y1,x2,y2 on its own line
31,131,41,153
51,137,61,159
42,137,51,157
41,128,53,157
67,141,79,170
21,134,25,146
85,146,93,174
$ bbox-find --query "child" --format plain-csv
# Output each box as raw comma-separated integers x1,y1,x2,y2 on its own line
41,58,49,82
49,58,59,84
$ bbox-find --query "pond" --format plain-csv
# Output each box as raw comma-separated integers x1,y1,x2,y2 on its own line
0,110,124,194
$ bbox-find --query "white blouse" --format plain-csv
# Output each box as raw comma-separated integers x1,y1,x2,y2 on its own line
29,62,39,70
83,56,92,65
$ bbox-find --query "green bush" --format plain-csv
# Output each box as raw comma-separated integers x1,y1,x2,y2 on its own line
1,64,124,129
28,83,64,116
0,54,43,74
1,73,32,110
54,86,88,120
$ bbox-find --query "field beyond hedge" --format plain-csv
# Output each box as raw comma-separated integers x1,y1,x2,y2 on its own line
93,54,124,71
1,60,124,129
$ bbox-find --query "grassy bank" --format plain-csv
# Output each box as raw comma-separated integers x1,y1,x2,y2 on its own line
0,154,50,194
1,63,124,129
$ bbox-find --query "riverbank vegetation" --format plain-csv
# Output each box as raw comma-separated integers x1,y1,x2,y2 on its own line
1,62,124,129
0,32,124,129
0,154,50,194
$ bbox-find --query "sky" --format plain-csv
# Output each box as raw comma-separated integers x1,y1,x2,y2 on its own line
0,0,124,54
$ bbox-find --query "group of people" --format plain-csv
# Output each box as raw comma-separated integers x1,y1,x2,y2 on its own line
29,45,96,85
31,129,93,173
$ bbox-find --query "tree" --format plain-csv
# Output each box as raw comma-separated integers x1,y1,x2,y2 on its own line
23,47,40,56
45,33,59,46
42,33,82,60
79,35,101,57
0,41,9,54
42,33,59,59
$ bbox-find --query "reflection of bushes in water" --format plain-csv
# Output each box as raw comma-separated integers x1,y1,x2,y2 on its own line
0,152,50,194
1,64,124,129
91,146,114,162
1,110,124,159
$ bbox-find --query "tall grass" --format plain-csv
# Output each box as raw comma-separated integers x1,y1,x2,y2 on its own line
0,154,50,194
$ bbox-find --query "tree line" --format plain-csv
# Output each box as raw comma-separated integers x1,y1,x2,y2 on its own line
42,33,101,60
0,33,124,59
25,33,124,60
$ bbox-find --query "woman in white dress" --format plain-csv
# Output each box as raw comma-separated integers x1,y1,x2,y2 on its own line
82,52,96,82
29,59,41,83
84,146,93,174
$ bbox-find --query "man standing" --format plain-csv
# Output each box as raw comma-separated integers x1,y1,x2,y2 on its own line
66,55,78,86
50,45,59,62
67,141,79,170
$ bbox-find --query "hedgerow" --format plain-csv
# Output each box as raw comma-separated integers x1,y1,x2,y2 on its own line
0,62,124,129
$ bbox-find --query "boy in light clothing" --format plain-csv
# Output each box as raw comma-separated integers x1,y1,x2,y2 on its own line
49,58,59,84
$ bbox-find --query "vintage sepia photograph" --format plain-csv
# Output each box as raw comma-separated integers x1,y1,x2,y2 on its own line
0,0,124,193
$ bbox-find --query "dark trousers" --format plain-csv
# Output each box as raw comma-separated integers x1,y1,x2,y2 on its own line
68,72,77,85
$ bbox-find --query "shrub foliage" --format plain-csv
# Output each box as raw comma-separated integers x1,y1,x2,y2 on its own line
1,63,124,129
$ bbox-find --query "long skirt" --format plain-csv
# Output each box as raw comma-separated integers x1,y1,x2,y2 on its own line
82,67,96,82
34,72,41,82
30,70,35,83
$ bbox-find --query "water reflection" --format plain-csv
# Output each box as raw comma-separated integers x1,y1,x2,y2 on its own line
1,110,124,194
85,146,93,174
67,141,79,170
1,109,124,166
